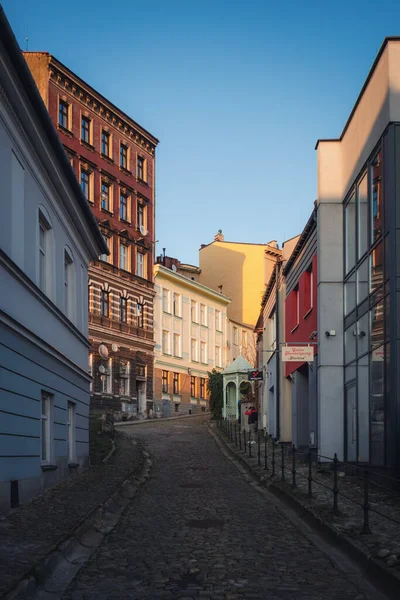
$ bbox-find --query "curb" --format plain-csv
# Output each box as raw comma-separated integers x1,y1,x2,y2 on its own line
3,440,152,600
209,424,400,600
115,411,211,427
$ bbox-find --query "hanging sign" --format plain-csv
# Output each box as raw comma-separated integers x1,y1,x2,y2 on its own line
281,346,314,362
248,370,263,381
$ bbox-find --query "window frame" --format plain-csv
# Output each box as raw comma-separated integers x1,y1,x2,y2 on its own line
191,338,198,362
173,333,181,357
200,378,205,399
81,115,91,144
58,99,69,130
190,376,196,397
173,292,181,317
38,210,52,296
162,330,170,355
137,155,146,181
120,296,127,323
120,143,129,170
80,167,91,202
119,192,129,222
136,251,145,278
100,289,110,318
200,341,207,364
200,303,207,326
162,288,171,313
162,370,169,393
99,234,111,263
119,241,129,272
101,130,111,158
173,372,179,395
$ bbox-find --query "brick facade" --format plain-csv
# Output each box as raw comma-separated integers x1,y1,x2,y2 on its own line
24,52,159,416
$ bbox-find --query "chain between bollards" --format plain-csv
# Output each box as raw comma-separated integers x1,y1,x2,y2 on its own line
362,469,371,534
291,444,297,489
333,453,339,515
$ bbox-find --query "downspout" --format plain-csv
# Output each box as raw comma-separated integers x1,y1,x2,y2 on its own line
275,258,281,441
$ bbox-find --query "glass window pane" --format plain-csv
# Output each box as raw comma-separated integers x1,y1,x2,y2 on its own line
345,326,356,364
345,364,356,382
371,301,384,349
370,344,385,465
344,273,356,316
357,172,368,259
345,193,356,274
357,312,369,357
356,259,369,306
357,360,369,462
370,151,383,243
370,241,383,294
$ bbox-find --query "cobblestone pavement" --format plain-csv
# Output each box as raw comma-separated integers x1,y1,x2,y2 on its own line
62,417,386,600
0,433,144,598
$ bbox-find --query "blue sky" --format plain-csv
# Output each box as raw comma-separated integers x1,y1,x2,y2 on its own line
3,0,400,264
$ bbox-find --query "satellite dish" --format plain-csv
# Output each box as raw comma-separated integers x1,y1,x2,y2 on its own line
98,344,108,358
171,264,177,272
98,365,106,374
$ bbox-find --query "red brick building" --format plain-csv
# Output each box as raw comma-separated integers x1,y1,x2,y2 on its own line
24,53,159,417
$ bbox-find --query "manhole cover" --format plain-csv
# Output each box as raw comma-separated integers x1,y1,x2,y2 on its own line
180,483,204,489
186,518,224,529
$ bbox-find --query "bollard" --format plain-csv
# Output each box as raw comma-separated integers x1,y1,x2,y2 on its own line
333,453,339,515
257,431,261,466
272,440,276,476
239,427,242,450
307,451,312,498
249,429,252,458
362,470,371,534
291,444,297,489
264,433,268,470
244,429,247,453
281,443,285,482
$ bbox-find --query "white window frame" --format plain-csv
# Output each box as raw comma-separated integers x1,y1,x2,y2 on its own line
101,358,112,394
119,241,129,271
119,360,130,396
215,345,221,367
215,309,221,331
173,292,181,317
67,401,76,463
200,341,207,364
100,234,111,263
200,303,207,326
173,333,181,357
38,210,52,296
162,288,171,313
41,392,52,465
136,251,145,278
191,338,198,362
191,300,198,322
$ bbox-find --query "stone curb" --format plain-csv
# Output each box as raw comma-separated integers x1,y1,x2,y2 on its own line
209,423,400,600
2,440,152,600
101,439,116,464
115,411,211,427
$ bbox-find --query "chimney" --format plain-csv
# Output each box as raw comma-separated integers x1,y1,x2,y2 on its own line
214,229,224,242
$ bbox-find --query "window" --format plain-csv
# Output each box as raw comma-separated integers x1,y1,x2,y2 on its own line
67,402,76,463
215,346,221,367
162,330,170,354
120,193,129,221
371,151,383,243
137,364,146,377
200,341,207,364
120,242,129,271
242,330,248,348
137,203,145,229
358,172,368,259
191,338,198,361
289,286,300,331
191,300,198,322
41,392,52,464
200,304,207,326
103,358,112,393
162,288,171,312
136,301,144,328
64,249,74,319
190,376,196,397
233,326,238,345
58,100,69,129
119,361,130,396
162,370,169,393
215,309,221,331
173,293,181,316
120,144,128,169
173,372,179,395
100,234,111,263
304,265,313,314
200,378,205,399
39,211,51,294
345,193,356,274
175,403,179,412
80,168,91,201
100,290,109,317
101,130,110,157
173,333,181,357
81,116,91,143
101,182,111,212
120,296,127,322
136,251,145,278
137,155,145,180
370,242,384,294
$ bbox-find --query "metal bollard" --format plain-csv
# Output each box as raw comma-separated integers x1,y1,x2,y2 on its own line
264,433,268,470
249,429,252,458
291,444,297,489
307,451,312,498
333,453,339,515
362,470,371,534
257,432,261,466
239,427,242,450
272,440,276,476
244,429,247,453
281,443,285,481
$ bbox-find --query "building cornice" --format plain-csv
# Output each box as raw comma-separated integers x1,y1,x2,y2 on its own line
46,57,158,155
154,265,231,305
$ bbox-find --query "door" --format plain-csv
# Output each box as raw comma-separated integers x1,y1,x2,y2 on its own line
345,381,357,462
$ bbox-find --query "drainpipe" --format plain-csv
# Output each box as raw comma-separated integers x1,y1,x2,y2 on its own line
275,258,281,441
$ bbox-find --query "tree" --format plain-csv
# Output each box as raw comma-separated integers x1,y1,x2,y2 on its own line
207,369,223,419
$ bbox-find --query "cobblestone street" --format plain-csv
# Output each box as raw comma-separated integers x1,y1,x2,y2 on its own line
62,417,387,600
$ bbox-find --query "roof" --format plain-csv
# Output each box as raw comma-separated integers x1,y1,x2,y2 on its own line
283,208,317,276
200,240,279,251
154,264,231,304
223,355,253,374
0,8,108,256
315,37,400,149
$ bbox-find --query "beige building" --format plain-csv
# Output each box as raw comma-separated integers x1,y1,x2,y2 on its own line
154,262,230,415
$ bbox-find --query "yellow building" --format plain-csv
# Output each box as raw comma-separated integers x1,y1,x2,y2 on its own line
198,231,281,331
